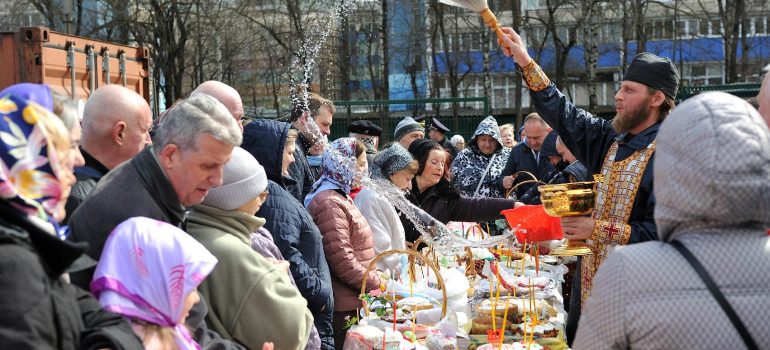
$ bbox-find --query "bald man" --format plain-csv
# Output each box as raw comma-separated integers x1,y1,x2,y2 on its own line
192,80,244,130
63,85,152,223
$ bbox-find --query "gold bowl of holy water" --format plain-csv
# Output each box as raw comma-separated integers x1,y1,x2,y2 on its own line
538,181,597,217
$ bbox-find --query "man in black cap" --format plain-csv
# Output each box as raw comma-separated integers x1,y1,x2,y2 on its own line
498,27,679,344
348,119,382,168
428,117,456,158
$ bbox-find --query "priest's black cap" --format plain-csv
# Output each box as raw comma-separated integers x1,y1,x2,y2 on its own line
623,52,680,99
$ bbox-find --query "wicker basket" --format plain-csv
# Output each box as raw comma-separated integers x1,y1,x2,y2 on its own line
361,249,448,319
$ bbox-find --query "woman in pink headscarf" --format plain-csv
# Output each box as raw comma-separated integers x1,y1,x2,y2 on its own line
91,217,218,350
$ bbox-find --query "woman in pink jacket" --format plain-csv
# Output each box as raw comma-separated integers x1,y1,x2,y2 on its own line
305,138,382,350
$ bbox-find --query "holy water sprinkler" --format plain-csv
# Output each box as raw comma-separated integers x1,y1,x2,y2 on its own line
438,0,510,49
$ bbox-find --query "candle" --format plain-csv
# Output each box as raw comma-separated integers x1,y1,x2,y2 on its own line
521,295,527,345
500,298,510,349
393,299,397,331
411,306,417,335
382,327,387,349
491,281,498,332
409,268,413,297
392,288,398,332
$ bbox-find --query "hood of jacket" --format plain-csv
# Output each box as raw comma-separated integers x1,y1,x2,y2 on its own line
469,116,504,154
654,92,770,242
187,204,266,247
242,119,295,186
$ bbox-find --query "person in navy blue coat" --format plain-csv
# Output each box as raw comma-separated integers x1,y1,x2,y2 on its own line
242,119,335,350
499,113,555,201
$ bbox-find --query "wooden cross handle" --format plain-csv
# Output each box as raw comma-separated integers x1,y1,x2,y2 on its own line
479,7,510,50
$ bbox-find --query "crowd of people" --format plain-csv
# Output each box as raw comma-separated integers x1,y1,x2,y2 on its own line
0,24,768,350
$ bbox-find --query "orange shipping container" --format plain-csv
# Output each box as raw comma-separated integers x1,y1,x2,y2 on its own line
0,27,152,107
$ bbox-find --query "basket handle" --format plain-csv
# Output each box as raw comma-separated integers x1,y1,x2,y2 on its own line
464,223,488,239
506,179,547,199
361,249,447,319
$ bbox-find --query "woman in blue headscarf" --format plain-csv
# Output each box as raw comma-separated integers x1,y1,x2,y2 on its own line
305,138,382,350
0,90,141,349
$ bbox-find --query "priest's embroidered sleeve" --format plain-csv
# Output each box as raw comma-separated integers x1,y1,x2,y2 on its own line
592,219,632,245
520,61,551,92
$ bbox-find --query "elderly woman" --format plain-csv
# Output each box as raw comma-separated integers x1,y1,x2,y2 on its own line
450,134,465,153
499,123,516,148
305,138,382,350
401,139,520,242
0,90,141,349
186,147,316,350
354,143,418,273
450,116,511,199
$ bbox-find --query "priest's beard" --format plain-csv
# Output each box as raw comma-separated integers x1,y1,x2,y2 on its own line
613,97,651,134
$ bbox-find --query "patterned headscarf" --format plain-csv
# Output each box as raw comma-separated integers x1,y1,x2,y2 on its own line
0,91,67,220
304,137,359,207
0,83,54,111
91,217,218,350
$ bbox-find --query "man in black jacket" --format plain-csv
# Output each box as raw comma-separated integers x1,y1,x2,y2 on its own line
428,117,456,158
63,85,152,224
287,92,335,203
348,119,382,168
499,113,554,200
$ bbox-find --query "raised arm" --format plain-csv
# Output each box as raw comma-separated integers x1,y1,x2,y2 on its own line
497,27,617,174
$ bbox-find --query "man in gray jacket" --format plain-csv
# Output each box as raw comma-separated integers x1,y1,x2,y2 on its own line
69,94,246,350
573,92,770,349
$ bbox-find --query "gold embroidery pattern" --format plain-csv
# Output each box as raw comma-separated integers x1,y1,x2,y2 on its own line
521,61,551,92
580,140,656,305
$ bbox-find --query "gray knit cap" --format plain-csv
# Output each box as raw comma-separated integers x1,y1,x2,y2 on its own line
372,143,414,179
203,147,268,210
394,117,424,141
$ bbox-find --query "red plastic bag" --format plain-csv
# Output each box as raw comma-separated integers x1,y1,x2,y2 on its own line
500,205,563,242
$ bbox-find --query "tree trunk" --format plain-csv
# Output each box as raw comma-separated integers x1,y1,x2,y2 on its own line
381,0,390,104
583,1,599,113
511,0,523,126
482,16,491,115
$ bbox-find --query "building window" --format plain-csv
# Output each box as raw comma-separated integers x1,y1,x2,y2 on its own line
524,0,548,10
688,63,723,86
676,19,699,38
710,19,723,35
752,16,767,34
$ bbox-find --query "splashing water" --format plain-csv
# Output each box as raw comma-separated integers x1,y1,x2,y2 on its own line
302,0,515,256
361,176,515,257
289,0,362,148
